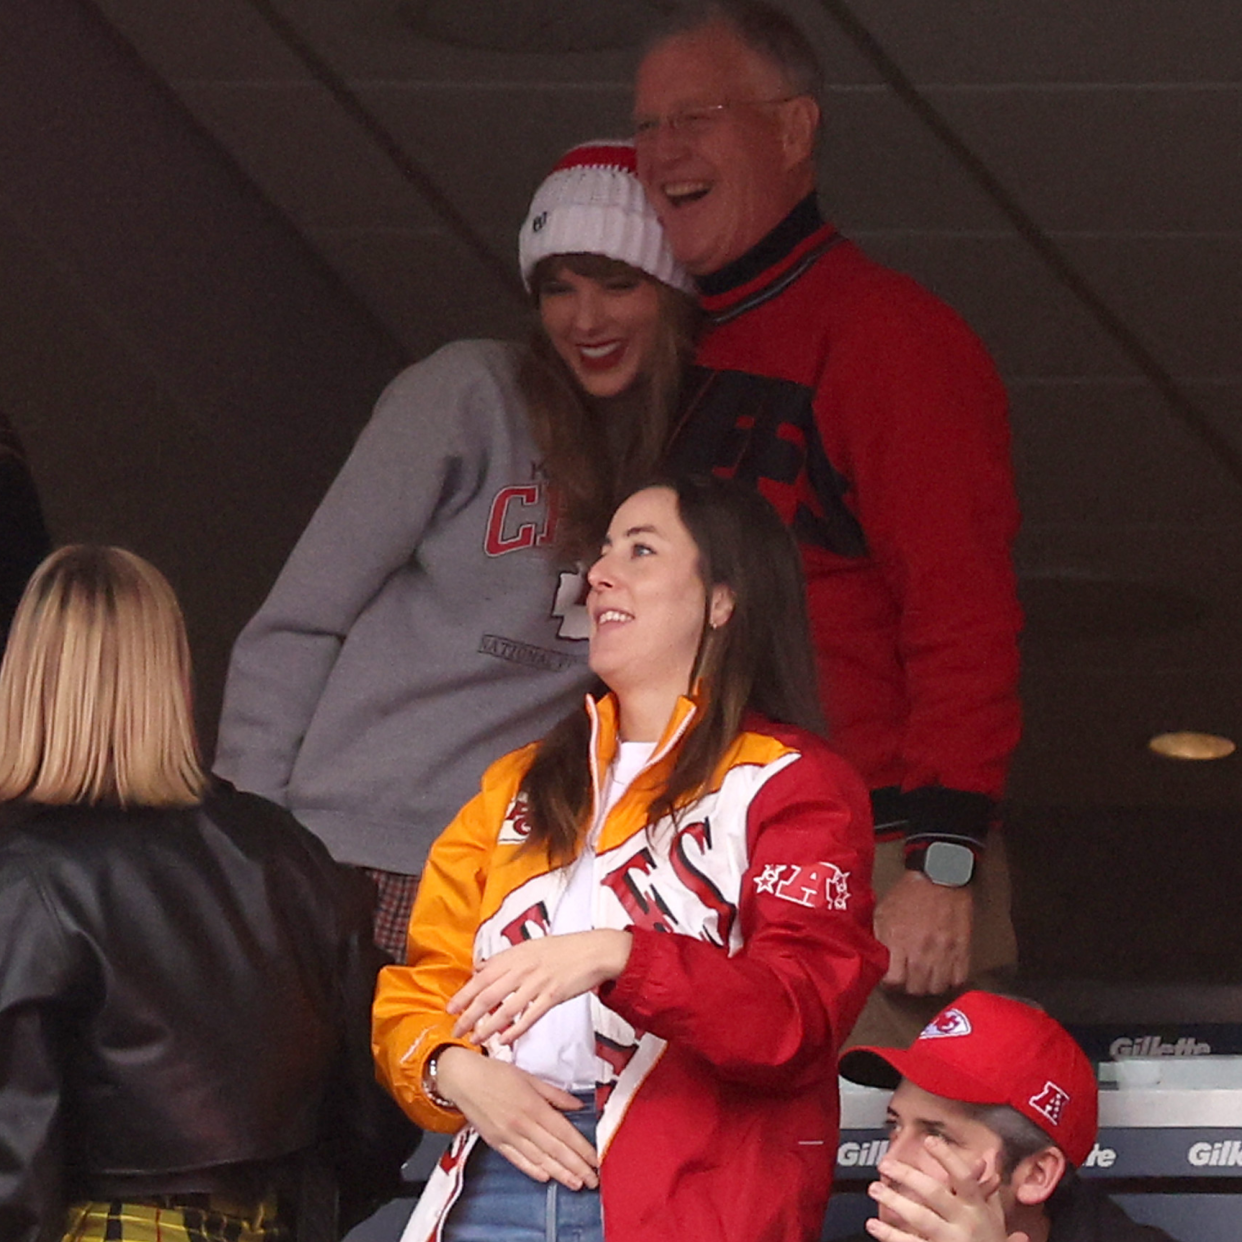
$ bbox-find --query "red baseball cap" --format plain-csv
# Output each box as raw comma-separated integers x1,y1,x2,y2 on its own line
839,991,1098,1167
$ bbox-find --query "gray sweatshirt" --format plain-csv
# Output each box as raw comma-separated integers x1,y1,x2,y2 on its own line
215,340,595,872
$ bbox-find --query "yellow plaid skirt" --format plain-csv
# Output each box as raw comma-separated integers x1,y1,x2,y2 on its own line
63,1195,290,1242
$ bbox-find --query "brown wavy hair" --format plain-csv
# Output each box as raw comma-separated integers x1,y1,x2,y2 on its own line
518,475,824,862
519,254,700,563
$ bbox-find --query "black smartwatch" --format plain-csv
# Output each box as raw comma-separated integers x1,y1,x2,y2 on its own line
910,841,975,887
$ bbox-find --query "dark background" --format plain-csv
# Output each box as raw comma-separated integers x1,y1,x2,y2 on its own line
1,0,1238,987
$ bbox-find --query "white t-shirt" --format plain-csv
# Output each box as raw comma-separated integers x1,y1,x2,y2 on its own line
511,740,656,1090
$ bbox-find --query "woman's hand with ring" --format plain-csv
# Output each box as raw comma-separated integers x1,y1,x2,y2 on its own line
448,930,632,1045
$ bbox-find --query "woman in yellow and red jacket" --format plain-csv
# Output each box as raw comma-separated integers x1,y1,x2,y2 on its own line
373,477,887,1242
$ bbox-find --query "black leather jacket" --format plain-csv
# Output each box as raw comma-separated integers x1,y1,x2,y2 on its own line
0,779,416,1242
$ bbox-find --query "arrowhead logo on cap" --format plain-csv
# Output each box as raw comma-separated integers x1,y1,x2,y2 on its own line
919,1007,972,1039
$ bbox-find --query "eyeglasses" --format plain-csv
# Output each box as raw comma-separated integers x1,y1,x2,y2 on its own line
632,96,801,145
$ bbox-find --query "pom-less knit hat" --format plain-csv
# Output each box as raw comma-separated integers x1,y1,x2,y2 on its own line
839,991,1098,1168
518,139,693,294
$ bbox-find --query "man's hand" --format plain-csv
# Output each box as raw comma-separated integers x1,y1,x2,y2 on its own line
874,870,972,995
865,1136,1028,1242
449,930,633,1045
434,1047,600,1190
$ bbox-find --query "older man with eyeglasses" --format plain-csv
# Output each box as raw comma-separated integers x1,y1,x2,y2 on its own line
634,1,1023,1049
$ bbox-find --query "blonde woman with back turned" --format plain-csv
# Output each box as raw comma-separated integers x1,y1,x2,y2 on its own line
0,545,414,1242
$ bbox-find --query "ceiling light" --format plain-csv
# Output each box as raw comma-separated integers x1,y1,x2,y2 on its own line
1148,732,1236,761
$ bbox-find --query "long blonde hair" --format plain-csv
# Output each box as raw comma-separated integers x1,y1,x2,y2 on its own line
0,546,205,807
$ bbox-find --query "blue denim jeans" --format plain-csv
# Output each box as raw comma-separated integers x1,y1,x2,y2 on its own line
442,1093,603,1242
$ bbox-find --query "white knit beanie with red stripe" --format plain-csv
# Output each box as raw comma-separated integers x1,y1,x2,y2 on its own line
519,139,693,293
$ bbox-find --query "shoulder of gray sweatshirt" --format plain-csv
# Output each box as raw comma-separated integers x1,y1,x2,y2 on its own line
215,339,595,873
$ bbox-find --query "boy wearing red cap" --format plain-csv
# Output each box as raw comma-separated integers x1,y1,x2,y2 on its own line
839,991,1178,1242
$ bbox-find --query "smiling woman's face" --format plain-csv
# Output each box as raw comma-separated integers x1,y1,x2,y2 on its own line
586,487,733,714
538,262,663,400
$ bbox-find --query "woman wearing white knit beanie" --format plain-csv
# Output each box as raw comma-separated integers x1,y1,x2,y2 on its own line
215,139,697,969
517,139,698,561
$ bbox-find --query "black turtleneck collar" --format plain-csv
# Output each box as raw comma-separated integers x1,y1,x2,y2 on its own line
696,193,824,298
